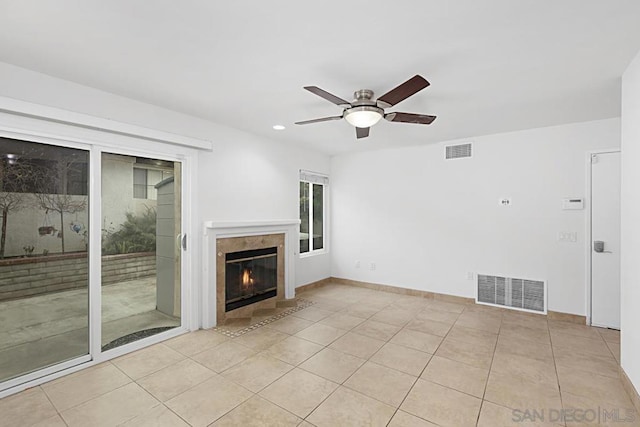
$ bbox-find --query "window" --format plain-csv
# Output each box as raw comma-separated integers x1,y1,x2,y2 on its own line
133,167,173,200
299,171,328,255
133,168,148,199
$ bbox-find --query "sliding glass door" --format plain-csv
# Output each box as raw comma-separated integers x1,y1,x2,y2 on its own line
100,153,182,351
0,137,90,383
0,136,188,392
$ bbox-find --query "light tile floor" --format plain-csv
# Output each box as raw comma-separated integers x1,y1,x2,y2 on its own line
1,283,637,427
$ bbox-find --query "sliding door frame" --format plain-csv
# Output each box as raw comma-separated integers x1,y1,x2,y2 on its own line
93,144,193,362
0,119,199,397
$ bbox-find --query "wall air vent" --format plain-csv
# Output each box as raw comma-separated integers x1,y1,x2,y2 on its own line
445,143,472,159
476,274,546,314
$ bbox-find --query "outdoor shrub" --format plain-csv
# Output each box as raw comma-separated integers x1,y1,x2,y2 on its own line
102,208,156,255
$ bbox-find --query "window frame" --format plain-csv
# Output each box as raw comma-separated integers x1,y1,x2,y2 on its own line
133,164,174,200
299,175,328,258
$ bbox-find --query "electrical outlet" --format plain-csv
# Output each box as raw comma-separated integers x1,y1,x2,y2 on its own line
498,198,512,206
355,260,360,269
369,262,376,271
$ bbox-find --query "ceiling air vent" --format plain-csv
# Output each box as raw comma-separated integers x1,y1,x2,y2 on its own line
477,274,546,314
445,143,472,159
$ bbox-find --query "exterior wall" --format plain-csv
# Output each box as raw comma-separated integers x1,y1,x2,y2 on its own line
1,193,88,258
101,153,135,232
0,252,155,301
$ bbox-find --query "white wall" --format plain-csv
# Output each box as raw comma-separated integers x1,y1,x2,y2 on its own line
0,62,331,288
621,49,640,394
331,118,620,316
195,125,331,287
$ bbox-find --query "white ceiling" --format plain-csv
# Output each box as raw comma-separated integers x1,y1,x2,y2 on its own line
0,1,639,155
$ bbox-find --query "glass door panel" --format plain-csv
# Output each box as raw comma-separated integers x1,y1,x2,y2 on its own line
101,153,181,350
0,137,89,383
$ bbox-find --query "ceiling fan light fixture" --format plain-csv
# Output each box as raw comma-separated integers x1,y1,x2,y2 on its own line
344,106,383,128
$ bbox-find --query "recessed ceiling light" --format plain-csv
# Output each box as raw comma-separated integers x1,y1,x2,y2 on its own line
272,125,286,130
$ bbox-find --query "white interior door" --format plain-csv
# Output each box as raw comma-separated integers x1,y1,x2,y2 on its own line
591,151,621,329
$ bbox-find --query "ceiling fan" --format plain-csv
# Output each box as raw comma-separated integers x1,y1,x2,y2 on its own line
295,75,436,139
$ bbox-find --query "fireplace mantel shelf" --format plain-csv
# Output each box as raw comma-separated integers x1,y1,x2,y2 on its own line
204,219,301,230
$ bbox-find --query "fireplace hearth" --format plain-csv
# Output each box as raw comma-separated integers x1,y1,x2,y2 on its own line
225,247,277,312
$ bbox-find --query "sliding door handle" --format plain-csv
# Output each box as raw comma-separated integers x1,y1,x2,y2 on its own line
593,240,612,253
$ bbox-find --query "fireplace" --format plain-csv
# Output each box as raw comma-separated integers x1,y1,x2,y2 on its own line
225,247,277,312
214,232,286,325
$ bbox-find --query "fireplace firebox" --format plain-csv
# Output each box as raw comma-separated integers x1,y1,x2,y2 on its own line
225,247,277,312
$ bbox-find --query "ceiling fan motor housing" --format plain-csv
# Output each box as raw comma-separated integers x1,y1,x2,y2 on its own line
353,89,375,103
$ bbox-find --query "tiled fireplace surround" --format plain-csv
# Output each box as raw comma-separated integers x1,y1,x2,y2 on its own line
203,220,300,329
215,233,285,325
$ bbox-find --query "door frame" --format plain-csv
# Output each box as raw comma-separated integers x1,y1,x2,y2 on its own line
585,148,621,327
92,144,193,363
0,112,200,397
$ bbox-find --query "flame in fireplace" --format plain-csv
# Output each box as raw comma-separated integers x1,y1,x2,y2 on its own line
241,268,254,290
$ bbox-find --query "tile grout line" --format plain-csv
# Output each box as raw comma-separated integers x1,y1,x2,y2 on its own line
547,317,568,427
39,385,70,427
210,393,302,425
598,327,621,361
475,309,504,427
382,302,464,426
259,301,387,425
300,297,427,424
160,403,192,427
219,310,340,424
44,362,135,415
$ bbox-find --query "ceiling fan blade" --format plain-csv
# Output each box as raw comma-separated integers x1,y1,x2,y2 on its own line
304,86,351,107
385,112,437,125
295,115,343,125
356,127,370,139
377,75,430,108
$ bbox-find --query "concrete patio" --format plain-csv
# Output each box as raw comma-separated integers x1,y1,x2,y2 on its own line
0,277,180,382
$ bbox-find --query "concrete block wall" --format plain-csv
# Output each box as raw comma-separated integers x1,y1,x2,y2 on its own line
0,252,155,301
102,253,156,286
